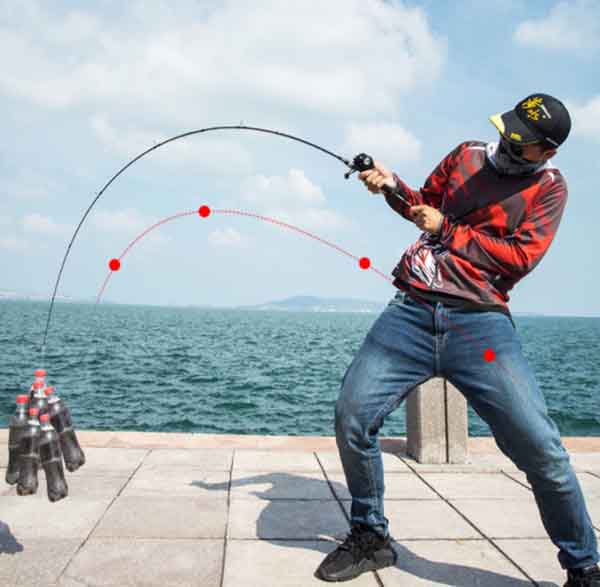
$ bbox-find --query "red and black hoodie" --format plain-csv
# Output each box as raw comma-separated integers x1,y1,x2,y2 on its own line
385,140,568,326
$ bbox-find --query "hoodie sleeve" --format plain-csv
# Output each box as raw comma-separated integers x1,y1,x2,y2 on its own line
383,142,466,221
437,174,568,278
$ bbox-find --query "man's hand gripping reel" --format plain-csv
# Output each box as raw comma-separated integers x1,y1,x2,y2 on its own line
344,153,410,208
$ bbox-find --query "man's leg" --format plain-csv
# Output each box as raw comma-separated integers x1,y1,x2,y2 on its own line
441,307,599,570
335,292,436,538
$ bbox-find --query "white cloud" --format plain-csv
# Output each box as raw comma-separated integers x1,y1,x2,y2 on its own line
566,95,600,141
0,1,446,121
92,208,149,234
22,213,69,236
342,122,422,166
240,169,350,231
90,115,254,175
513,1,600,53
207,227,244,247
242,169,326,208
91,208,172,248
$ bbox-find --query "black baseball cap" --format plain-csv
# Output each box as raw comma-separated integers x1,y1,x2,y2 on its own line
490,93,571,148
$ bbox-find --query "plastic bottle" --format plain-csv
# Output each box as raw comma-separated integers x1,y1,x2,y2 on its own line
5,395,30,485
46,390,85,472
39,413,68,502
30,368,46,399
30,381,48,417
17,407,41,495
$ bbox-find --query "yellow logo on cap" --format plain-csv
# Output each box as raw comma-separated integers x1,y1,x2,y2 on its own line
510,132,522,141
521,96,545,121
522,96,544,110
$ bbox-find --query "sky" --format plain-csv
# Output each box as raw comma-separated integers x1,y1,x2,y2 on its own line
1,0,599,316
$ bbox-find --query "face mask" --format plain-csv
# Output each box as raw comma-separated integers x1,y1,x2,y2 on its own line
498,136,533,164
489,136,548,176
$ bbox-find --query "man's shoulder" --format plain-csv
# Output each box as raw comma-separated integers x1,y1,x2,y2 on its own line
447,140,488,160
538,162,567,192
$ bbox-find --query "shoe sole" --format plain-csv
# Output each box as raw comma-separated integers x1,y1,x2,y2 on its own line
315,550,397,582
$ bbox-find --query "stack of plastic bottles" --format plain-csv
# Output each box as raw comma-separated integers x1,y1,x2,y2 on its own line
5,369,86,502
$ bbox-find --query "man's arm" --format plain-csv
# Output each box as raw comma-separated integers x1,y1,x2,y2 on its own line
437,178,568,278
383,142,466,221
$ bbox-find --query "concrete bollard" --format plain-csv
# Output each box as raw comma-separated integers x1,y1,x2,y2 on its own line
406,377,468,464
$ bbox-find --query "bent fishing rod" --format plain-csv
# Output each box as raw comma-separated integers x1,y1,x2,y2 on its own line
40,124,410,360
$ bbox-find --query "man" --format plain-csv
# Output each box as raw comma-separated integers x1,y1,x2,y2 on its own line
315,94,600,586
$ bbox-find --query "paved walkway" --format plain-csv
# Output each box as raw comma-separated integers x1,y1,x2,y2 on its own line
0,431,599,586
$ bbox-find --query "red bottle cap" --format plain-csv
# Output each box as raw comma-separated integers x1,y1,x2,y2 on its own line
16,395,29,404
40,413,50,423
28,407,40,416
32,381,44,390
45,386,55,396
34,369,46,378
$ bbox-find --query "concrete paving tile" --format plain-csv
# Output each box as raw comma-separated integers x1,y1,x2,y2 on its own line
505,471,600,501
233,449,320,471
121,467,229,498
0,496,111,539
142,447,233,470
75,447,149,472
75,430,116,447
0,535,81,587
106,431,197,448
402,453,520,473
419,473,532,500
3,473,130,500
570,453,600,473
377,539,535,586
58,538,223,587
449,498,547,538
327,472,439,501
228,498,349,540
93,496,227,538
343,500,481,540
496,538,575,587
223,539,379,586
587,499,600,528
230,470,334,500
316,450,410,473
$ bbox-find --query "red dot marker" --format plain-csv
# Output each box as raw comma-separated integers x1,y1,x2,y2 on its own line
359,257,371,270
483,348,496,362
109,258,121,271
198,205,211,218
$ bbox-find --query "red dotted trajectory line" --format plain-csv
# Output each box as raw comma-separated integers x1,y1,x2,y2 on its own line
98,204,499,366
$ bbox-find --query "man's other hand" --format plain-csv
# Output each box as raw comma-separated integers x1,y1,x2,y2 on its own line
410,205,445,235
358,160,397,194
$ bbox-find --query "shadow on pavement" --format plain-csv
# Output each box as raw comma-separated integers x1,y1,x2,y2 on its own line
192,463,558,587
0,520,24,554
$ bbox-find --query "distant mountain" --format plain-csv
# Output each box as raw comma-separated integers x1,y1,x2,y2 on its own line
237,295,386,314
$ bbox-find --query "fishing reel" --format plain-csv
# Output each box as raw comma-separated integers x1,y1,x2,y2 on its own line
344,153,376,179
344,152,410,206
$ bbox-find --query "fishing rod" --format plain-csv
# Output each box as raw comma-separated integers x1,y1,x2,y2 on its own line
40,125,410,362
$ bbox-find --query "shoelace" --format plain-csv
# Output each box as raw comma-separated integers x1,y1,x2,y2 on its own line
338,526,382,562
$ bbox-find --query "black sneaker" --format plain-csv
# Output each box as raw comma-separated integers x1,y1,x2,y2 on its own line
315,523,397,582
564,564,600,586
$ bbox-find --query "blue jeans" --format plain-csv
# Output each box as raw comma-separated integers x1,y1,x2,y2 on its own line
335,290,599,570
